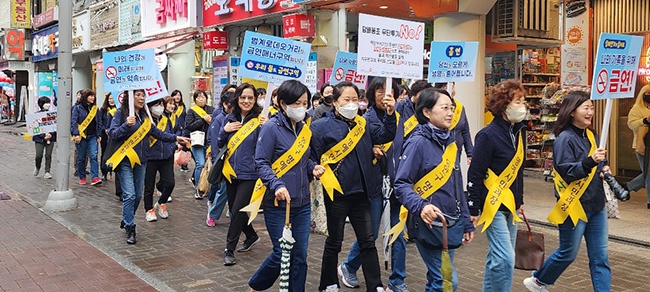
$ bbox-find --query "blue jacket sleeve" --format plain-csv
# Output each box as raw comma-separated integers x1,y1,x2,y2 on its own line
255,124,285,193
553,136,589,183
96,109,105,136
208,118,223,160
460,110,473,157
70,106,79,135
466,130,493,216
309,123,325,165
369,112,397,145
150,125,177,142
109,113,130,140
394,138,427,215
218,125,230,149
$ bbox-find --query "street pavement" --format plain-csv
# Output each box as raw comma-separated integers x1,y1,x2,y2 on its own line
2,126,650,291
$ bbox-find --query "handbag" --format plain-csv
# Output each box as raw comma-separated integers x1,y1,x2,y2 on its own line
208,147,228,184
102,136,123,172
197,156,212,194
174,150,191,166
515,211,545,270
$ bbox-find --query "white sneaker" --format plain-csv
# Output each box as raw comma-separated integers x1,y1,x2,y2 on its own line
43,172,52,179
155,203,168,219
376,287,386,292
145,209,158,222
523,277,548,292
33,167,40,176
323,284,339,292
167,195,172,202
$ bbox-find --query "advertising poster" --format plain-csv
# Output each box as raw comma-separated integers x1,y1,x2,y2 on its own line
213,56,229,105
561,0,590,86
239,31,311,84
591,33,643,100
428,41,479,83
306,52,318,95
330,51,367,88
35,72,53,112
229,56,241,85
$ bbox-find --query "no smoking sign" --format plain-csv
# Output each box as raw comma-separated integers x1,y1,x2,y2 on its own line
105,66,118,80
334,68,345,81
596,69,608,95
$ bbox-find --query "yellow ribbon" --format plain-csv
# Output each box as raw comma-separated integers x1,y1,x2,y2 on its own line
269,107,278,116
476,134,525,232
222,117,261,183
169,112,177,129
449,100,463,130
175,104,185,119
373,112,400,165
385,143,458,245
191,105,209,119
319,115,367,200
106,118,152,170
547,129,597,226
403,115,418,138
148,115,169,147
108,107,117,117
77,105,97,139
240,119,312,224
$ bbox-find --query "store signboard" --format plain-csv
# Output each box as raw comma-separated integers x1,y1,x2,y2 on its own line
33,7,57,29
330,51,367,88
561,0,590,86
90,0,120,49
35,71,54,112
10,0,31,29
213,55,229,105
204,0,299,27
591,33,643,100
283,14,315,39
0,60,32,71
141,0,198,38
357,14,425,79
31,25,59,62
239,31,311,84
102,49,168,102
26,111,57,137
229,56,240,85
72,12,91,53
427,41,479,83
306,52,318,95
203,31,228,50
3,29,26,60
118,0,142,44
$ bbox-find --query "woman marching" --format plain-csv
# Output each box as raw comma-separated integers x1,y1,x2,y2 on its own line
98,92,117,181
310,81,396,292
219,83,268,266
108,90,189,244
185,90,214,199
32,96,56,179
171,89,190,173
524,91,611,292
394,88,474,291
248,80,325,291
625,85,650,207
466,80,527,292
71,89,101,186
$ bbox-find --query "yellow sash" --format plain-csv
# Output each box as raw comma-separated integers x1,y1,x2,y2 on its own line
175,104,185,119
385,143,458,245
547,130,597,226
148,115,169,147
108,107,117,117
269,107,278,116
240,119,313,224
319,115,367,200
403,115,418,138
373,112,400,165
169,112,177,128
222,117,261,183
106,118,152,170
191,105,209,118
77,105,97,139
449,100,463,130
476,134,524,232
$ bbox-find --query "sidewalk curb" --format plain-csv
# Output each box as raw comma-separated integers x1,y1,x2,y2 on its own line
14,187,176,292
528,218,650,248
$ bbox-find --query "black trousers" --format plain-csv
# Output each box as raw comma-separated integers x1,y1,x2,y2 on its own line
143,157,175,211
100,138,109,176
34,142,54,172
225,179,258,252
319,192,383,292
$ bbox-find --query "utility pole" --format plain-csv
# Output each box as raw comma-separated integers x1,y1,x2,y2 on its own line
44,0,77,211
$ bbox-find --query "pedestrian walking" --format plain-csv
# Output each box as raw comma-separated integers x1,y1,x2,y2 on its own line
171,89,190,173
185,89,214,199
625,84,650,208
71,89,101,186
312,83,334,120
32,96,56,179
524,91,611,292
98,92,117,181
434,82,473,166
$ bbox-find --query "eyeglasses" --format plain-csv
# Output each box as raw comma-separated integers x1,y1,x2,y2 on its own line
435,104,456,112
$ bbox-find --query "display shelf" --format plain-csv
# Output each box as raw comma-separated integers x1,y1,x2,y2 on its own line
522,73,560,76
522,83,548,86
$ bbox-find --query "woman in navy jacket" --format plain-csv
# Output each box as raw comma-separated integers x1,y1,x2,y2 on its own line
32,96,56,179
109,90,189,245
248,80,325,291
394,88,474,291
524,91,611,292
171,89,189,172
185,90,215,198
218,83,268,266
71,89,101,185
97,92,117,180
310,81,395,292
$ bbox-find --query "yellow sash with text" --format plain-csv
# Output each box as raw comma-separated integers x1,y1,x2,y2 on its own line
191,105,209,119
319,115,366,200
385,143,458,245
373,112,400,164
148,115,169,147
240,119,312,224
547,130,597,226
222,118,261,183
77,105,97,139
106,118,152,169
476,134,524,232
449,100,463,130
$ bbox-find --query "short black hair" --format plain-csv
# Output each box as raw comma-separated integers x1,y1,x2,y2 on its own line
311,92,321,102
434,82,447,89
332,81,359,101
37,96,51,110
277,80,311,107
193,90,207,101
398,84,411,97
415,88,452,124
366,77,398,107
220,92,234,108
320,83,333,96
256,88,267,97
410,80,433,98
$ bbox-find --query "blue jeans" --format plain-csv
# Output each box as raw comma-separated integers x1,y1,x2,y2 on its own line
208,182,227,220
482,211,518,292
248,204,311,292
119,161,146,227
628,152,650,203
190,146,206,188
343,193,382,271
414,240,458,291
534,208,610,291
389,200,407,287
76,136,99,180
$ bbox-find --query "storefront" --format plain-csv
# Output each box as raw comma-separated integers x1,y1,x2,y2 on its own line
31,24,59,115
0,28,33,121
72,11,92,102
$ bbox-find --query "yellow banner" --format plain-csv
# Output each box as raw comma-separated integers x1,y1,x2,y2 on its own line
403,115,418,137
320,115,366,200
547,130,597,226
149,115,169,147
222,117,261,183
373,112,400,165
476,134,524,232
240,119,313,224
10,0,31,29
191,105,209,118
385,143,458,245
77,105,97,139
106,118,152,170
449,100,463,130
242,77,268,91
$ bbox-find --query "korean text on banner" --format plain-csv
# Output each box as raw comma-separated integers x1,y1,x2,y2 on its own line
306,52,318,94
591,33,644,100
229,57,241,85
10,0,31,29
213,56,229,105
330,51,367,89
102,49,168,102
357,14,425,79
240,31,311,84
26,111,57,136
428,41,479,83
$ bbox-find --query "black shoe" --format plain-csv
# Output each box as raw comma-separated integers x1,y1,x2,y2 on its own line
120,220,125,229
647,203,650,210
224,250,236,266
126,225,136,244
236,236,260,252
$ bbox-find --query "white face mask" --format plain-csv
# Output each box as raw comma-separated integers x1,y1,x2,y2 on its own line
257,99,265,107
505,105,527,123
284,105,306,122
42,103,51,110
337,102,359,120
151,105,164,116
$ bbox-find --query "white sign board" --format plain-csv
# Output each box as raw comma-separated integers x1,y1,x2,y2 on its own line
306,52,318,95
26,111,57,136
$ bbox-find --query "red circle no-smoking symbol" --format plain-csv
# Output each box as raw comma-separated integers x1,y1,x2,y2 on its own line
105,66,118,80
334,68,345,81
596,69,608,95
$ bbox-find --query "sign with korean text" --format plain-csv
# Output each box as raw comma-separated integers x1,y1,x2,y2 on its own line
357,14,425,79
3,29,26,60
203,31,228,50
31,25,59,62
283,14,315,39
229,56,241,85
141,0,198,38
10,0,31,29
118,0,142,44
26,111,57,136
240,31,311,84
591,33,644,100
204,0,299,27
330,51,367,88
72,12,91,54
90,0,120,49
33,7,57,29
103,49,168,102
561,0,590,86
213,56,229,104
427,41,479,83
306,52,318,94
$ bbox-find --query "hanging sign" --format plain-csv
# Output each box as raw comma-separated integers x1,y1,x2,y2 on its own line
90,0,120,49
240,31,311,84
141,0,198,37
306,52,318,94
213,56,229,105
283,14,315,39
10,0,31,29
591,33,644,100
31,25,59,62
203,31,228,50
204,0,299,27
428,41,479,83
4,29,25,60
103,48,168,102
330,51,367,88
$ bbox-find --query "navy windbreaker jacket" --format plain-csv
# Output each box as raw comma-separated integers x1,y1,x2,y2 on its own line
71,103,98,137
217,111,262,180
148,112,180,161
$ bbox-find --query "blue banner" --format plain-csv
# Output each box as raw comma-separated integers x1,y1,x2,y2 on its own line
330,51,367,88
427,41,479,83
103,48,167,102
240,31,311,84
31,25,59,62
591,33,644,100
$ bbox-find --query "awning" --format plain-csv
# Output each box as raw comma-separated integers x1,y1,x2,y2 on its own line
128,33,195,52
